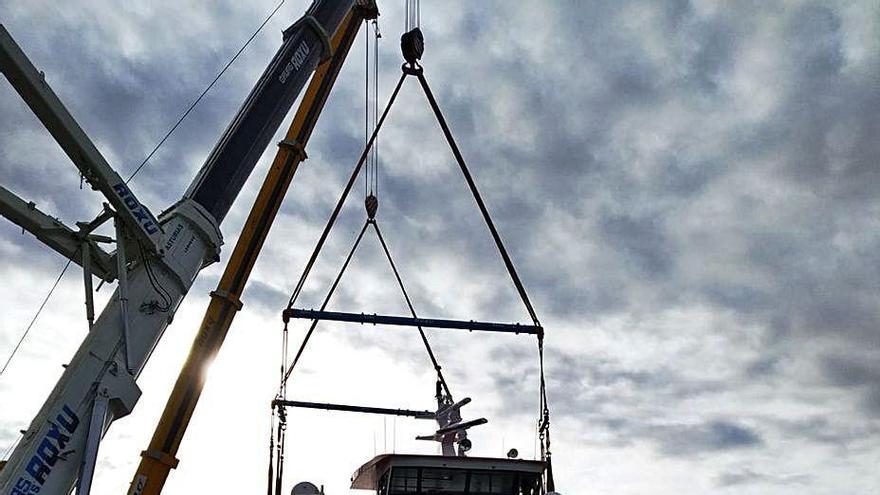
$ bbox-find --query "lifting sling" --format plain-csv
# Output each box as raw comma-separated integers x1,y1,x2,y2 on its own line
272,23,555,493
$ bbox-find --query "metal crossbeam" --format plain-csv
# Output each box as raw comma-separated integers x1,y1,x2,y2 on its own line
283,308,543,336
273,399,435,419
0,24,163,252
0,185,116,281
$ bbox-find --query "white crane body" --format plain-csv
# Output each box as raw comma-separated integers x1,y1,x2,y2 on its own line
0,1,361,493
1,200,219,495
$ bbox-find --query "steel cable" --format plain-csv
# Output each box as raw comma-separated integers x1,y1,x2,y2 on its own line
285,72,407,310
371,220,452,398
0,0,285,377
126,0,286,183
282,220,370,386
0,259,72,376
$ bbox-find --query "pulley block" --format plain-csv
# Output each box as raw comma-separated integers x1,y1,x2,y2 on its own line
400,27,424,64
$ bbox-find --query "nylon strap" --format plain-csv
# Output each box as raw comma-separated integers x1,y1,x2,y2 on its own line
278,66,552,488
283,220,370,385
415,71,541,328
371,220,452,399
286,72,406,310
416,67,554,487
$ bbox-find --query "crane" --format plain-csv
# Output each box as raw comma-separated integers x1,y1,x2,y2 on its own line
127,4,377,495
0,1,375,494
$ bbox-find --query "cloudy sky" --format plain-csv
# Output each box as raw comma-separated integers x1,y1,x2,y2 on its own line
1,0,879,493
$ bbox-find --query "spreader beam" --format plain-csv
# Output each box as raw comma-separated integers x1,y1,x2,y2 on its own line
283,308,543,336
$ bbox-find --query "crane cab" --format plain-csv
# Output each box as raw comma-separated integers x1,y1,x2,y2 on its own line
351,454,545,495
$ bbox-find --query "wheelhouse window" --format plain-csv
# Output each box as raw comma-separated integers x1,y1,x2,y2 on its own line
377,467,541,495
468,471,515,494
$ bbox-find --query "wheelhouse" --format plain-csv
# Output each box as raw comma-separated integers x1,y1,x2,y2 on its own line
351,454,545,495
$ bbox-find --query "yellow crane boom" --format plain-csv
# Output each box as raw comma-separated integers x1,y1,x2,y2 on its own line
127,5,377,494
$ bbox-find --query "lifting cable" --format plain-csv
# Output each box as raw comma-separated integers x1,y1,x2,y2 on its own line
270,20,411,495
364,19,381,198
278,16,452,397
271,8,555,491
371,220,452,399
281,71,406,313
405,0,420,32
282,219,370,387
413,66,555,488
0,259,71,377
414,69,553,490
363,19,370,197
279,41,405,389
126,0,286,183
415,73,541,329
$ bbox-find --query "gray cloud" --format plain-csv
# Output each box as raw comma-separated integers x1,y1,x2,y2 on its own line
716,467,812,487
2,0,880,493
650,419,763,456
822,352,880,416
243,279,289,316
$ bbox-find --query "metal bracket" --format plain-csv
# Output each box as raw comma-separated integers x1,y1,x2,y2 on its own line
0,185,119,328
278,138,308,161
354,0,380,20
209,290,243,311
0,185,116,281
76,392,108,495
283,16,333,63
76,370,141,494
0,24,163,253
80,207,115,328
140,450,179,469
401,62,424,76
158,199,223,264
114,216,134,374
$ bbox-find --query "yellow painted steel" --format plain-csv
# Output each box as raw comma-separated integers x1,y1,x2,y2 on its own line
126,9,369,495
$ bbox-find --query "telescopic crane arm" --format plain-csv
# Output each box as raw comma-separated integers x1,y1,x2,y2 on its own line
0,2,370,494
128,4,376,495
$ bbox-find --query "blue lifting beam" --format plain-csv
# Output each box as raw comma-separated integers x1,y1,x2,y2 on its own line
272,399,436,419
282,308,543,336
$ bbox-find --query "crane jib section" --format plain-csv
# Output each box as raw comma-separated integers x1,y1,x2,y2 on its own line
185,1,359,224
0,2,363,494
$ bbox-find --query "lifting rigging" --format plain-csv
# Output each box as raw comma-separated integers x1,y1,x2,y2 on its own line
126,4,379,495
0,1,377,494
0,1,558,493
270,6,556,493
